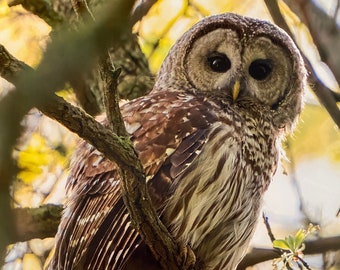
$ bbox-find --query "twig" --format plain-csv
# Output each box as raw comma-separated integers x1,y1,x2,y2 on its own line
263,212,276,242
99,56,127,136
285,140,317,224
297,256,312,270
71,0,95,21
334,0,340,19
237,235,340,269
262,213,294,270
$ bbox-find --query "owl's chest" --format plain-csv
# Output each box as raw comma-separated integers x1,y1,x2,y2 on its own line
164,122,279,269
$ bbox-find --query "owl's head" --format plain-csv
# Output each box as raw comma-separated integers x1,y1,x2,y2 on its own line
154,13,306,132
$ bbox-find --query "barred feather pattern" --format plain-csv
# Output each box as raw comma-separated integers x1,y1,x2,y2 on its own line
50,91,279,270
164,120,278,269
50,12,305,270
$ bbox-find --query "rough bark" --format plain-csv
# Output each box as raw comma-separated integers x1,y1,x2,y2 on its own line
0,0,135,262
0,4,194,268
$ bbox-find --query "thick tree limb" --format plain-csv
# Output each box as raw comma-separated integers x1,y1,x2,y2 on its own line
264,0,340,128
0,0,134,262
0,45,31,80
0,6,194,268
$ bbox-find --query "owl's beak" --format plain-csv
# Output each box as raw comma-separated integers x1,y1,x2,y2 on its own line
232,80,241,101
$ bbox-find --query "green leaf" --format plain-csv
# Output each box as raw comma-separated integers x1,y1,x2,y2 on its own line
286,235,296,251
273,239,290,250
294,229,306,250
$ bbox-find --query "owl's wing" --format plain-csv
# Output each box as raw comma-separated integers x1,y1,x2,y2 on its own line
51,91,217,269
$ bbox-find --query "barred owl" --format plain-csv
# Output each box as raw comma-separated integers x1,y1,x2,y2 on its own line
50,13,306,270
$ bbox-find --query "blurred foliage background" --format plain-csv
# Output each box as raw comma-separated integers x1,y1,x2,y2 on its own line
0,0,339,269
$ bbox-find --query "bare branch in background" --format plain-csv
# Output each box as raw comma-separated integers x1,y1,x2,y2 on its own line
334,0,340,18
13,204,63,242
131,0,158,24
12,0,153,115
282,0,340,84
237,236,340,270
264,0,340,129
8,0,64,27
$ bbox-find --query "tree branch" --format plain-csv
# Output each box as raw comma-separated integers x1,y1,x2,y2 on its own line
0,5,194,268
10,202,340,270
0,0,135,261
282,0,340,84
264,0,340,129
99,56,127,135
238,236,340,269
131,0,158,24
72,0,127,136
8,0,64,27
13,204,63,243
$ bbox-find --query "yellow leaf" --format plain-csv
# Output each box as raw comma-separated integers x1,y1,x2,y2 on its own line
23,253,42,270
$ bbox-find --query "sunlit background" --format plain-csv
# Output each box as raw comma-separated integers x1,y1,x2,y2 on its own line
0,0,339,269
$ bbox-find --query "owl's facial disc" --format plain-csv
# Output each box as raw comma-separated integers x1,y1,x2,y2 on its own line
185,28,241,99
185,28,294,108
243,37,293,107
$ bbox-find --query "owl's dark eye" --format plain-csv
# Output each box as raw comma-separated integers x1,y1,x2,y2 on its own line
249,59,273,80
207,53,231,73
